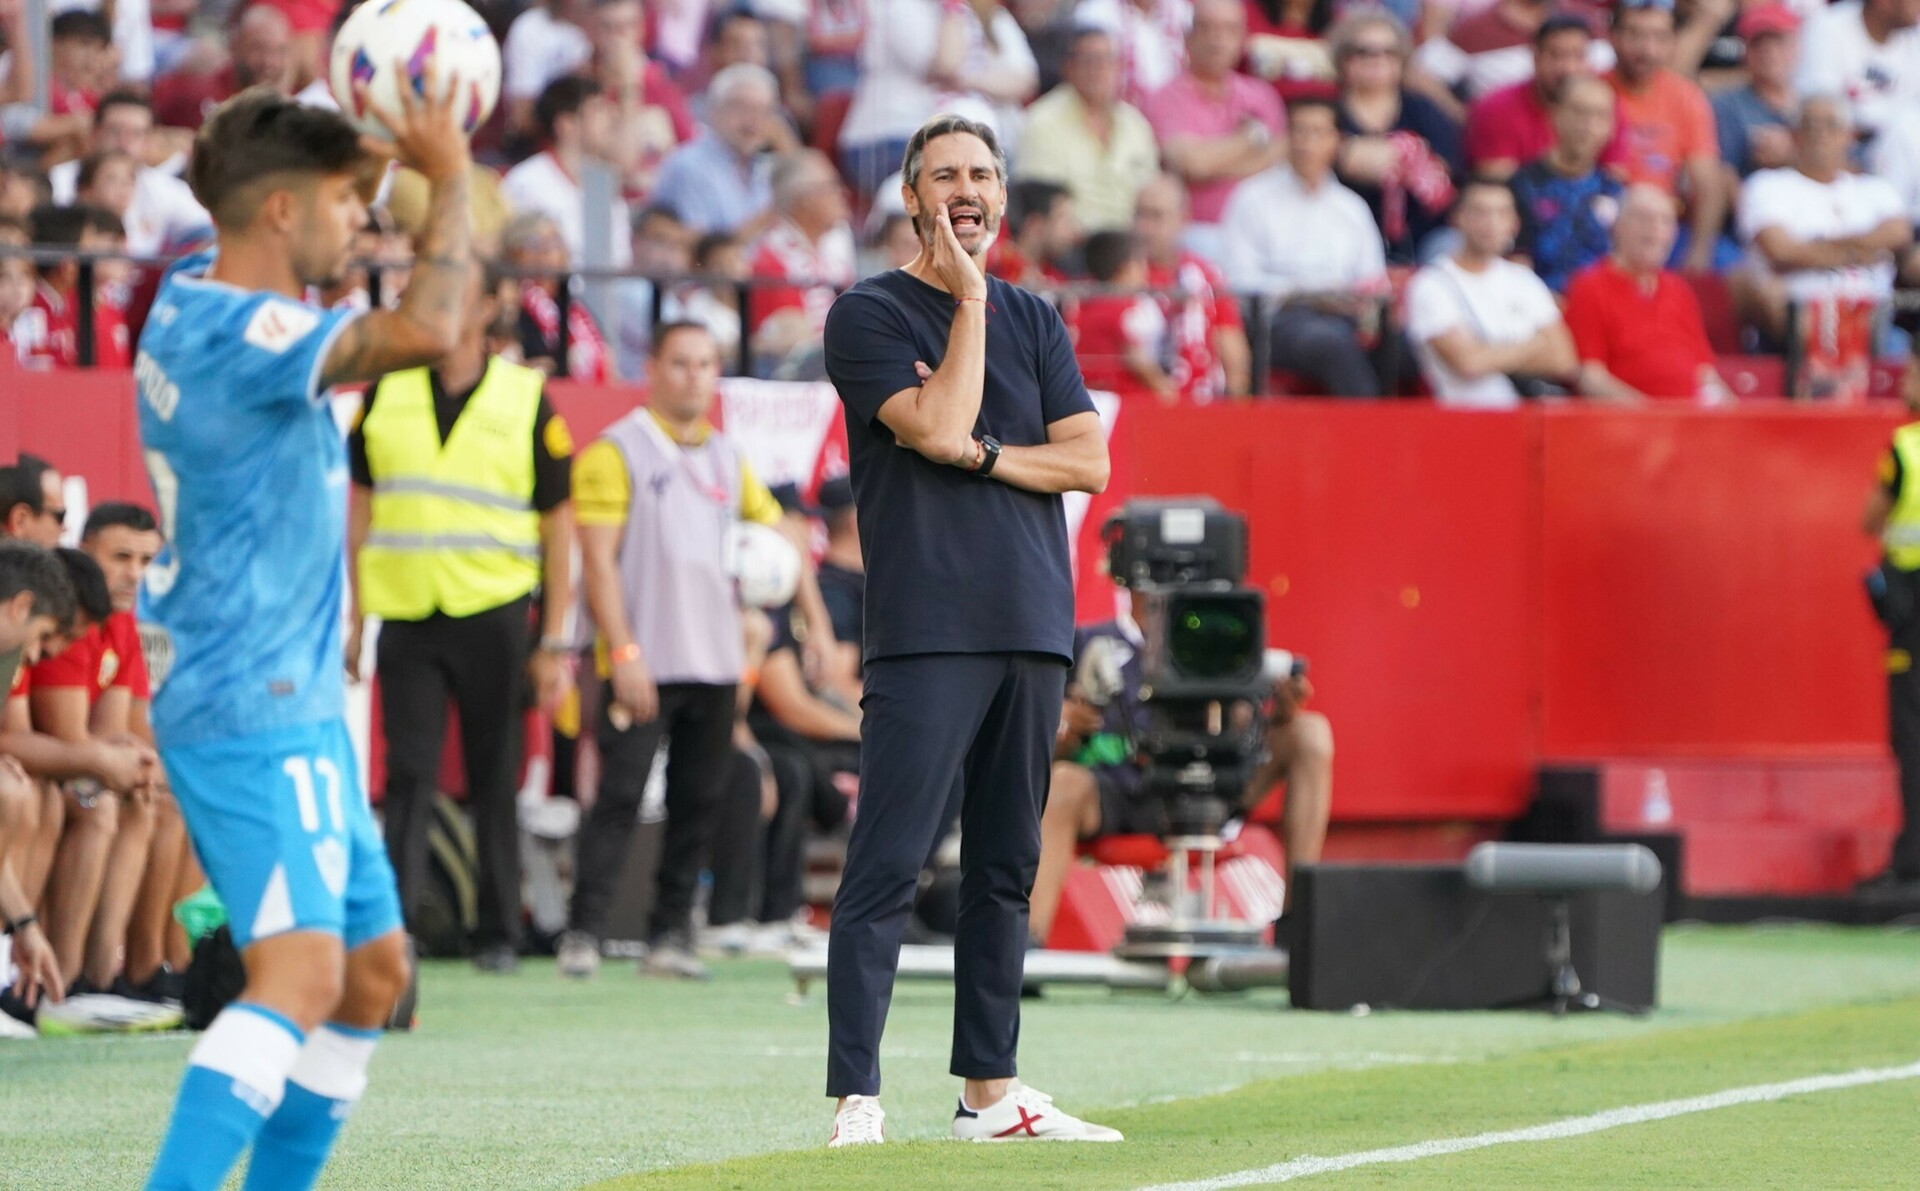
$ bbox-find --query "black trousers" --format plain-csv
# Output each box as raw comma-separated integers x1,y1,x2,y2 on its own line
378,595,530,950
1890,617,1920,878
570,682,737,940
827,652,1065,1098
1269,306,1413,398
709,737,824,927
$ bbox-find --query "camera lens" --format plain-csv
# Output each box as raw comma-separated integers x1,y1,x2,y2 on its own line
1168,596,1261,681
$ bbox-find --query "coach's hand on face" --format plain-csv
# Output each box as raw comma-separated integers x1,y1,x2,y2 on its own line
611,653,660,726
355,59,474,183
928,202,988,302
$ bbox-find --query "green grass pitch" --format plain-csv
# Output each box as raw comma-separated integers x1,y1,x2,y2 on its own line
5,925,1918,1189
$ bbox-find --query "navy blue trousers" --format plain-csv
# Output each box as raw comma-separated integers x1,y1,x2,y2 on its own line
826,652,1066,1097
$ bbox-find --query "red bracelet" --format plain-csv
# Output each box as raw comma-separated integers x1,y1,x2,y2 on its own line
610,642,642,664
957,296,986,308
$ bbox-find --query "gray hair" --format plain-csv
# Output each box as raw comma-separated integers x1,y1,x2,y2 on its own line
901,113,1008,189
1796,91,1854,131
502,210,561,256
709,62,778,106
1327,6,1411,63
772,148,838,211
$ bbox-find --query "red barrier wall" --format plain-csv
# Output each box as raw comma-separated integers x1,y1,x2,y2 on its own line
8,371,1901,823
1118,403,1900,820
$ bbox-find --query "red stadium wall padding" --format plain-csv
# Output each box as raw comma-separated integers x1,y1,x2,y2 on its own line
8,372,1904,826
1535,407,1893,757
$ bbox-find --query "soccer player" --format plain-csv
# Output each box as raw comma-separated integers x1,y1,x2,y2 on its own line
133,75,473,1191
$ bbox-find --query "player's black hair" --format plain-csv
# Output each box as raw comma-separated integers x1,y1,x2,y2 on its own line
1005,179,1069,239
54,547,112,625
0,454,54,525
82,502,160,542
93,89,153,126
51,10,111,44
0,541,76,628
188,88,371,230
1082,229,1142,284
534,75,601,145
651,320,717,357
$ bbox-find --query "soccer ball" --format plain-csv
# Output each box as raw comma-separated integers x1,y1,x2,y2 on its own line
731,522,803,610
329,0,501,140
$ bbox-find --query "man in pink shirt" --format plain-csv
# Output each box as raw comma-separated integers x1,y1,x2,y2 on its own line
1465,13,1624,179
1143,0,1285,262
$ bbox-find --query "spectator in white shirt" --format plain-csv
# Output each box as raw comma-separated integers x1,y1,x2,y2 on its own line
1405,175,1576,407
503,0,595,139
500,75,633,268
47,91,208,257
1734,94,1912,343
1222,98,1402,396
1794,0,1920,143
836,0,1038,199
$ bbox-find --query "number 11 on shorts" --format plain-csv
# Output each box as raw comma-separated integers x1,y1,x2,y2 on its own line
284,755,345,834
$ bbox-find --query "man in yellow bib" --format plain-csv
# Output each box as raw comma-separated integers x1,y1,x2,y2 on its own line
347,261,576,972
1862,344,1920,894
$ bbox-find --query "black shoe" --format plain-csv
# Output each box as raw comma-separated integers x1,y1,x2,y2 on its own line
473,944,520,974
0,987,35,1027
113,967,186,1006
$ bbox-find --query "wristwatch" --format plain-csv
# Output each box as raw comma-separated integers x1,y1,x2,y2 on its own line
3,913,36,936
973,434,1002,478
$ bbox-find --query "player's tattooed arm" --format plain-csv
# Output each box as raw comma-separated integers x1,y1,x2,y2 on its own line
322,59,474,389
320,168,472,387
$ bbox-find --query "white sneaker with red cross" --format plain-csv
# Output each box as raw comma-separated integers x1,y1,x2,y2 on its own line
828,1095,886,1147
950,1080,1124,1142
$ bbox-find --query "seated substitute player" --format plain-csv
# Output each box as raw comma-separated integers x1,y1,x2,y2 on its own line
133,77,476,1191
1027,583,1334,947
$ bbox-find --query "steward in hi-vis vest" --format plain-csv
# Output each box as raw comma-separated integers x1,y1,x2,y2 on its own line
347,262,576,969
1862,348,1920,892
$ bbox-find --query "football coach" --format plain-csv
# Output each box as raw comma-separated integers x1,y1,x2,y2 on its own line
819,112,1118,1147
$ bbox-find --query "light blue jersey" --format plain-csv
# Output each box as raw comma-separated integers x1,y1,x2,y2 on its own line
135,251,361,747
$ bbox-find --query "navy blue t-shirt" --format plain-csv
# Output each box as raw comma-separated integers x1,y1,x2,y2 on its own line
823,269,1095,664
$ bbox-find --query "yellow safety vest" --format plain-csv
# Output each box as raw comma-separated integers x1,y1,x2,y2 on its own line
358,359,545,620
1887,423,1920,571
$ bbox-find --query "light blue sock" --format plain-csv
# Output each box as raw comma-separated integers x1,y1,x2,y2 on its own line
146,1003,305,1191
241,1023,381,1191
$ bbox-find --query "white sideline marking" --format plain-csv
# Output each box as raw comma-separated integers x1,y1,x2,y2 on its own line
1137,1059,1920,1190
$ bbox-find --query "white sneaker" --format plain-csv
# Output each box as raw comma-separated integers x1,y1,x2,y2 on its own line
828,1095,886,1147
700,922,753,957
556,931,600,980
0,1011,36,1039
951,1081,1123,1142
37,992,183,1036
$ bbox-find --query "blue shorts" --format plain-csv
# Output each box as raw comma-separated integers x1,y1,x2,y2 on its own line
164,718,402,951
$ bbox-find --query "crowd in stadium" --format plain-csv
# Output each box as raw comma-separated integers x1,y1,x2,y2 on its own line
2,0,1919,400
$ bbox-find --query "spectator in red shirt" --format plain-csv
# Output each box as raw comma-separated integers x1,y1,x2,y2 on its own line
505,211,616,383
28,546,160,1010
1069,229,1179,403
0,217,32,362
1133,171,1250,399
1144,0,1288,259
748,150,857,379
1464,13,1621,180
986,179,1080,286
151,6,295,131
47,11,113,118
16,205,132,370
1606,0,1726,273
1566,184,1730,403
589,0,698,199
